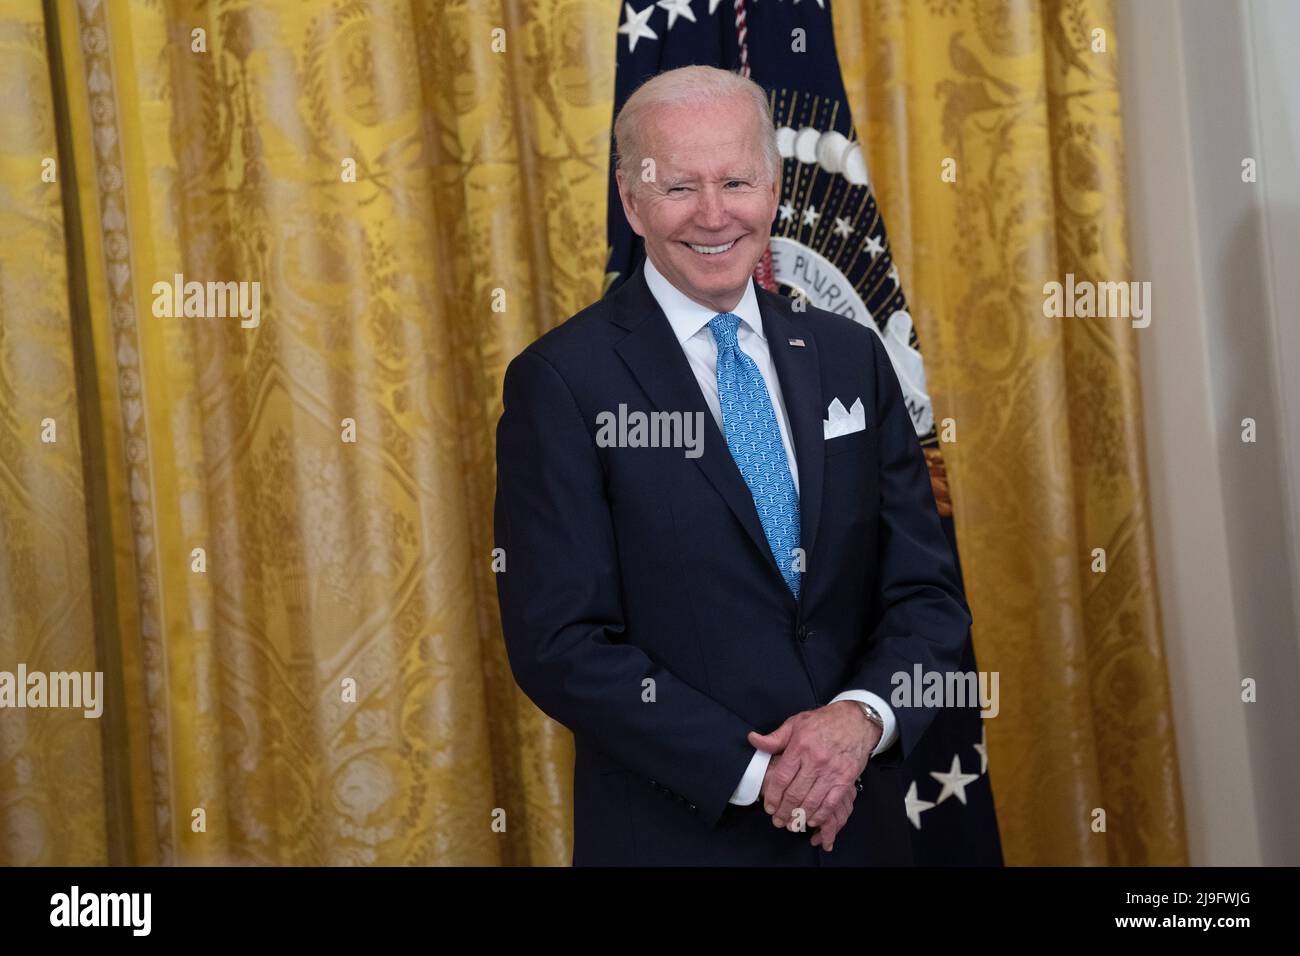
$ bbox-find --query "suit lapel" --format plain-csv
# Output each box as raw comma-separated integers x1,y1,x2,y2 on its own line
611,266,789,595
609,264,824,606
759,293,825,579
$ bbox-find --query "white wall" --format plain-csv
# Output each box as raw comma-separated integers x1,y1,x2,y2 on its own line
1118,0,1300,866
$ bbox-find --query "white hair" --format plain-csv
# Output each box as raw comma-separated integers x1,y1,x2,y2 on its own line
613,65,780,191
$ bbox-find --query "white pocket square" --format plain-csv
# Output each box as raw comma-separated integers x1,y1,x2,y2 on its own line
823,397,867,439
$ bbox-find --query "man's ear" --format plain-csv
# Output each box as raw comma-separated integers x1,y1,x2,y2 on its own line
615,170,646,237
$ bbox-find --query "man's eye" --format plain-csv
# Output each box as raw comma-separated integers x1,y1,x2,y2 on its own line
726,181,747,188
668,186,689,193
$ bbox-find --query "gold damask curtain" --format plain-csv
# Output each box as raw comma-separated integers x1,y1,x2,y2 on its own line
0,0,1183,866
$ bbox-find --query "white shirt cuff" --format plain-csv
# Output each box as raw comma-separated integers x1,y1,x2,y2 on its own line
729,748,772,805
831,689,899,756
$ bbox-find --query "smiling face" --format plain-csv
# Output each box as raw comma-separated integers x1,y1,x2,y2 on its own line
616,95,780,314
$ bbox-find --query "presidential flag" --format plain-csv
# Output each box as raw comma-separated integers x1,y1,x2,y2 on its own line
604,0,1002,865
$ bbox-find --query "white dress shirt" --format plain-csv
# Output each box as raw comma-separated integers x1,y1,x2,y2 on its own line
641,255,899,807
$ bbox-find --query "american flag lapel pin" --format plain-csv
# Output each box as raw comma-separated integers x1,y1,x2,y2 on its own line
788,337,806,348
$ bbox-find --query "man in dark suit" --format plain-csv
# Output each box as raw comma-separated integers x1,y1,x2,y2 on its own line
493,66,970,865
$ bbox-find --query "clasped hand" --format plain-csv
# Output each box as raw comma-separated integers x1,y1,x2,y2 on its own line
747,701,880,852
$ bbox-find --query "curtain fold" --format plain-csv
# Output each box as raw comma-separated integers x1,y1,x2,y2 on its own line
0,0,1184,867
0,0,110,866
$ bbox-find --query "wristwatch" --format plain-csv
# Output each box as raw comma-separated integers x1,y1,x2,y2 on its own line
853,702,884,793
853,700,885,737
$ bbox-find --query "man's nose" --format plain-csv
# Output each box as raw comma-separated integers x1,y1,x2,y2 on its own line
695,187,730,229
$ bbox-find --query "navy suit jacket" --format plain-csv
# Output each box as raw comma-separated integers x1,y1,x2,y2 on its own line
493,261,971,865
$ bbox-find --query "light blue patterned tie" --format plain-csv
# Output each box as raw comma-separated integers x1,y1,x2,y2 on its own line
708,312,801,599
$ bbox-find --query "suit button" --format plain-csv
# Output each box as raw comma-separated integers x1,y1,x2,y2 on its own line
796,625,808,643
